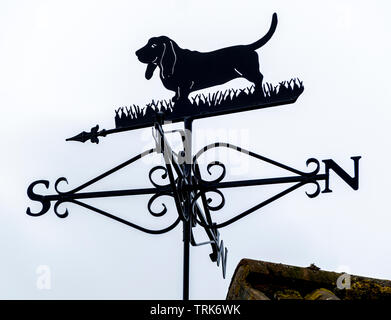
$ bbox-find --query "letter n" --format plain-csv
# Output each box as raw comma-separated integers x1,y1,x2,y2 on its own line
322,156,361,193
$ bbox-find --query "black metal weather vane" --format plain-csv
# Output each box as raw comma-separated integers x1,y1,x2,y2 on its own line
26,13,361,300
135,13,277,103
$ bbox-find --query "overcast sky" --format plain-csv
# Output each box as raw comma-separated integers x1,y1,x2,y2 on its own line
0,0,390,299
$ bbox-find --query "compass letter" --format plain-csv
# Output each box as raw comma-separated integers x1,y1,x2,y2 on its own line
322,156,361,193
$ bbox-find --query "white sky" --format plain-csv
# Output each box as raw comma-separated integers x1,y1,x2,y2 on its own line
0,0,390,299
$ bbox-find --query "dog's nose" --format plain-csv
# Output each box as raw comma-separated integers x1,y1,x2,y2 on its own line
135,49,140,57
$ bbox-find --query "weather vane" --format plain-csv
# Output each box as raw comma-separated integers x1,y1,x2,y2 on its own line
26,13,361,300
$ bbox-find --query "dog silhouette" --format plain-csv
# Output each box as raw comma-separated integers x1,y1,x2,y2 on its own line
136,13,277,104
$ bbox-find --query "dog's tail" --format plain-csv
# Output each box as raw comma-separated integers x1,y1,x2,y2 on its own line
248,13,278,50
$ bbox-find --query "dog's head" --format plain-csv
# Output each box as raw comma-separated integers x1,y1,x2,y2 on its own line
135,36,177,80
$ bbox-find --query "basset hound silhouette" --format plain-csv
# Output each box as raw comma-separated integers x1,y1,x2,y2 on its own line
136,13,278,105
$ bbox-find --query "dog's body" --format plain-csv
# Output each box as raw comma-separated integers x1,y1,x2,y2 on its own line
136,13,277,103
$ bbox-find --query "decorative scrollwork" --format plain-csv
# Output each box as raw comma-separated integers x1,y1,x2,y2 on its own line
304,158,320,176
205,189,225,211
58,148,156,195
193,142,321,177
53,200,69,218
149,166,170,188
191,189,225,227
69,199,180,235
54,177,70,194
188,143,328,230
147,192,172,217
176,176,186,209
304,180,321,198
192,161,226,184
26,149,182,234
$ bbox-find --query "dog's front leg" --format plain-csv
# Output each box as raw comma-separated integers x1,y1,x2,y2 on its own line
172,85,192,106
173,86,190,102
172,86,181,102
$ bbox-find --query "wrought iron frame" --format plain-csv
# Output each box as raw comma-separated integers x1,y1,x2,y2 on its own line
27,111,360,300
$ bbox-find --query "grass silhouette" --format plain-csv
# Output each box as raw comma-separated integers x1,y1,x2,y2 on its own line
115,78,303,128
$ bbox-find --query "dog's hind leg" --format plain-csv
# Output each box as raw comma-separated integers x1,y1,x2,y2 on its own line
241,70,264,97
235,54,265,97
248,72,264,95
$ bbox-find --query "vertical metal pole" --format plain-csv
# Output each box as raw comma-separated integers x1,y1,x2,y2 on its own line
183,208,191,301
183,117,193,300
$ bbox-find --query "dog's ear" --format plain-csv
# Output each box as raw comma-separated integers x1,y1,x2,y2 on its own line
160,40,177,79
145,63,157,80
